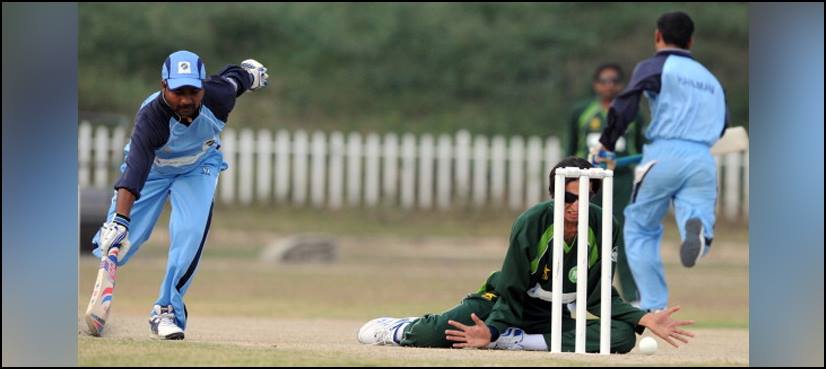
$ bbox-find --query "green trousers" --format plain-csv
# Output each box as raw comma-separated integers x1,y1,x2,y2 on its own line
591,168,639,303
400,293,638,353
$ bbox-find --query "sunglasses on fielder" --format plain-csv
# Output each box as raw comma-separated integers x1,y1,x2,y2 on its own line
564,191,580,204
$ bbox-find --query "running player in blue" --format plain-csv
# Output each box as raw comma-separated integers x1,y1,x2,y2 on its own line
91,50,269,339
594,12,728,312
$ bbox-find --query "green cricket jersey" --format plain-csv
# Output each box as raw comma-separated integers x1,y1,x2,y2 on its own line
568,99,644,161
482,200,647,334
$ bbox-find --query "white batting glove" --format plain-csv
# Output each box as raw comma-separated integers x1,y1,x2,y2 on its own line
241,59,269,91
588,144,617,170
98,213,131,263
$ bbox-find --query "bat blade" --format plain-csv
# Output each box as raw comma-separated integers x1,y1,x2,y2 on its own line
84,246,119,336
710,126,749,155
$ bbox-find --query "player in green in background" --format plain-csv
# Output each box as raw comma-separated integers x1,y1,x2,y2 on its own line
567,63,645,305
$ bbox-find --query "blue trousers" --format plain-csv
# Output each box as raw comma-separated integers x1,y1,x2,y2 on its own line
623,139,717,311
92,157,222,329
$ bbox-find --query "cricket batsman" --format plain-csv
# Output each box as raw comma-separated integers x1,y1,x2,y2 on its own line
593,11,728,312
358,157,694,352
89,50,268,339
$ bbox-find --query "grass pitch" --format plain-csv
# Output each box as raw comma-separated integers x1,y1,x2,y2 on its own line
79,207,748,366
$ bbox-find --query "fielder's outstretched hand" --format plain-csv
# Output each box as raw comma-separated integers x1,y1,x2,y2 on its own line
445,313,492,349
638,306,695,348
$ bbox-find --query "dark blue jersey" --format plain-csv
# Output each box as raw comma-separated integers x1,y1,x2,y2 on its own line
600,49,728,151
114,65,252,199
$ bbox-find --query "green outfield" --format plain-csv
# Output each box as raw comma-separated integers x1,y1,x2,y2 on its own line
78,207,748,366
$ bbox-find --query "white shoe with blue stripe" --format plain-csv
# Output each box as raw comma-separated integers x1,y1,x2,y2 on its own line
488,327,527,350
681,218,711,268
357,317,417,346
149,305,184,340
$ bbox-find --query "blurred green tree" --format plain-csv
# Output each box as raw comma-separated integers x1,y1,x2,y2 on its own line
80,3,748,136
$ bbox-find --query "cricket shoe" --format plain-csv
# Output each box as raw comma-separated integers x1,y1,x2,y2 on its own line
357,317,417,345
680,218,711,268
149,305,184,340
487,327,527,350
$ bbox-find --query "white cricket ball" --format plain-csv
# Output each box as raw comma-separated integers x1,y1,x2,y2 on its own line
639,336,658,355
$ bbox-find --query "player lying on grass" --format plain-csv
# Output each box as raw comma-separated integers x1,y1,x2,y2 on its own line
358,157,694,352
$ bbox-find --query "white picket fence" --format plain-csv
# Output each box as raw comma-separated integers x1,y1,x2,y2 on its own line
78,122,750,221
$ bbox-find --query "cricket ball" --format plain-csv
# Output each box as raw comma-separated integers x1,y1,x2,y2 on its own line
639,336,658,355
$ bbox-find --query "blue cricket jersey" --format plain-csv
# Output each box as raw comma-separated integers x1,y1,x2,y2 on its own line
599,49,728,151
114,65,252,199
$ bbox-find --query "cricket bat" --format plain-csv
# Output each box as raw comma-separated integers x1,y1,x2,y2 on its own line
710,126,749,155
85,244,121,336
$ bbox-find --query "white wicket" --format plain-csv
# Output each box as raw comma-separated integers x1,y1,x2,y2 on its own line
551,167,613,355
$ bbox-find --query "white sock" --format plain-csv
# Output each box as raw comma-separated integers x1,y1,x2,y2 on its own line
521,333,549,351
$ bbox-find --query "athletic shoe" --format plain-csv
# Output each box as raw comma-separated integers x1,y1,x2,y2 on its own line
149,305,184,340
680,218,707,268
357,317,417,345
487,327,527,350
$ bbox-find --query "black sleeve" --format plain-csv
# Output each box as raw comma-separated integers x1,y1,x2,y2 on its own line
202,65,254,122
113,95,172,199
634,111,645,153
721,87,731,137
599,56,666,151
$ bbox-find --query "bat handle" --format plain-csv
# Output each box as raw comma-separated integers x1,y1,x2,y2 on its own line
615,154,643,168
105,243,121,263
